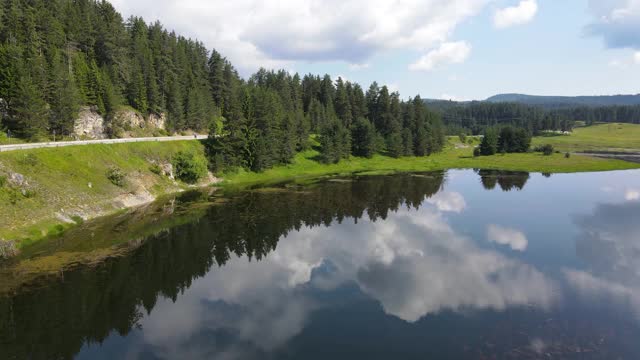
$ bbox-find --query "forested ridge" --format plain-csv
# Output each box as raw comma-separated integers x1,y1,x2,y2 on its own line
0,0,445,173
430,100,640,136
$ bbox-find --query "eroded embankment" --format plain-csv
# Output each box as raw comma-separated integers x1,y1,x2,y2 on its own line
0,140,216,247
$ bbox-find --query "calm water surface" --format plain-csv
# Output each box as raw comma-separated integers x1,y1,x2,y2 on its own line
1,169,640,359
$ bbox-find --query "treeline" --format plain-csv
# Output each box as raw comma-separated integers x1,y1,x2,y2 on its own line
434,101,640,136
476,126,531,156
0,0,445,172
0,0,221,138
208,72,446,171
551,105,640,126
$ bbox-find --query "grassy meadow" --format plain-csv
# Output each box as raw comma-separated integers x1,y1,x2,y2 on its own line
532,123,640,152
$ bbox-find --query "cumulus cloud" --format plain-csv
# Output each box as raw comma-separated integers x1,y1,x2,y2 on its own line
493,0,539,29
487,224,528,251
108,0,488,73
130,202,556,358
409,41,472,71
567,201,640,321
587,0,640,49
635,51,640,64
564,269,640,319
426,191,467,213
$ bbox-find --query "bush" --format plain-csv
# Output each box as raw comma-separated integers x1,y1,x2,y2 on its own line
106,167,126,187
473,147,481,157
149,163,163,175
21,189,36,198
173,151,208,184
458,134,467,143
538,144,554,156
565,152,571,159
0,175,6,188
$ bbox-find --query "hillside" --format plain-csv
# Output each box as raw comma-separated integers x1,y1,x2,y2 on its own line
486,93,640,108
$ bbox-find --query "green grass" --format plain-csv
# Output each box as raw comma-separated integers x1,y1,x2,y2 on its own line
0,140,206,243
1,133,638,247
221,138,639,189
532,123,640,152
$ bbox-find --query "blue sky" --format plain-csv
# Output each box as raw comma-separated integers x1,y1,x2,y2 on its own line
110,0,640,100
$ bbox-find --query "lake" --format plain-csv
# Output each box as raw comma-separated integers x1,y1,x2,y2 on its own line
1,169,640,359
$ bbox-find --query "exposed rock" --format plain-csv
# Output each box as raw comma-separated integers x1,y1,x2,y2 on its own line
74,106,106,139
148,113,167,130
0,240,19,259
161,163,174,180
113,108,145,129
206,172,222,185
8,172,28,187
114,189,155,208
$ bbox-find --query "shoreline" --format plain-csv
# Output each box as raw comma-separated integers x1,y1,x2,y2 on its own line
0,138,639,250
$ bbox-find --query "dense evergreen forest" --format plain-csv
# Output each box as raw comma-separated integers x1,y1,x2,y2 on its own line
430,100,640,136
0,0,445,172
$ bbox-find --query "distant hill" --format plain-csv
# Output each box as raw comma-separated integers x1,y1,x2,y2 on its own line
486,94,640,108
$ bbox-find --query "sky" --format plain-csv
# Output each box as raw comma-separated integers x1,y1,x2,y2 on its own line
108,0,640,101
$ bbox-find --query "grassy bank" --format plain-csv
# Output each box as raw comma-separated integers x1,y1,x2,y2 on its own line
531,123,640,152
0,140,206,244
221,138,639,189
0,133,638,247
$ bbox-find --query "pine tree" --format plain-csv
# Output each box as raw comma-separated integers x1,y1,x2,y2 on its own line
49,53,80,135
334,77,352,128
480,128,499,155
13,75,48,140
351,117,377,158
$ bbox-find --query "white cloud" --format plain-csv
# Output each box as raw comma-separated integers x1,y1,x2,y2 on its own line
348,63,370,71
108,0,489,73
487,224,528,251
626,189,640,201
426,191,467,212
493,0,539,29
132,204,556,358
564,269,640,320
608,59,623,68
587,0,640,49
635,51,640,64
409,41,472,71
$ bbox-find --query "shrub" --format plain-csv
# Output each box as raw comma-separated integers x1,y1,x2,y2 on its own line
538,144,554,156
71,215,84,224
565,152,571,159
0,175,6,188
172,151,208,184
149,163,163,175
106,167,126,187
21,189,36,198
458,134,467,143
473,147,481,157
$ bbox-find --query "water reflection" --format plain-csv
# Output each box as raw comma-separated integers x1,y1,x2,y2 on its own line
2,170,640,359
567,199,640,320
476,170,530,191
